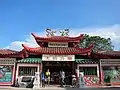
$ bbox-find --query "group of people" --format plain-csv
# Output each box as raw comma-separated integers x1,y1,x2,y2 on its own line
41,69,77,87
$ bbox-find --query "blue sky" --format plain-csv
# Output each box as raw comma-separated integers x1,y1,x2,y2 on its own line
0,0,120,50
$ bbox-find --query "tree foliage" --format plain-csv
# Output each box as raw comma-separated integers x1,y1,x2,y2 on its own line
79,34,114,51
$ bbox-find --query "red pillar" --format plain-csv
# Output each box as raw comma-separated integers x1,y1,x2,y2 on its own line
40,63,42,72
13,62,17,86
99,59,103,85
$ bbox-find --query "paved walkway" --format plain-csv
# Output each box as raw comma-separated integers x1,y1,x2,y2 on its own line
87,85,120,88
0,86,66,90
0,85,120,90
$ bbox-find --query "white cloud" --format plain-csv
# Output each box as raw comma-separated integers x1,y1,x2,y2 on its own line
4,24,120,51
4,32,45,51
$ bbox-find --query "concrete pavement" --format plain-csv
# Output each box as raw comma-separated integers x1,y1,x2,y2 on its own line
0,86,120,90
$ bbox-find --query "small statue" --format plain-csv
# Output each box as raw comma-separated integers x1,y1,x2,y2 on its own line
46,28,56,37
59,29,69,36
64,29,69,36
59,30,65,36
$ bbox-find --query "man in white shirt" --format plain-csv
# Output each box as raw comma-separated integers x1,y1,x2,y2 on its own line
60,70,65,86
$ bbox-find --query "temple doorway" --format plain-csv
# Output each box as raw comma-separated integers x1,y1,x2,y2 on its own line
42,61,74,85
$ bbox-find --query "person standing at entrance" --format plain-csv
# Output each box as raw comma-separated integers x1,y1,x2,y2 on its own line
60,70,65,86
72,74,76,87
46,69,50,86
42,72,45,87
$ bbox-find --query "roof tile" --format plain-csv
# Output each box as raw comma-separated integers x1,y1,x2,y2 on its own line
0,49,18,55
94,50,120,56
32,33,84,42
22,44,93,55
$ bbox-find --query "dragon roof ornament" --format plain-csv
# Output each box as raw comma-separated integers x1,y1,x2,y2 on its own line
46,28,70,37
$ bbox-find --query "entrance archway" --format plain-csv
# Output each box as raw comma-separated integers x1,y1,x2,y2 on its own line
42,61,74,85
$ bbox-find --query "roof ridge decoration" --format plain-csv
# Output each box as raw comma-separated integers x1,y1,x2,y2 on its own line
46,28,70,37
46,28,57,37
32,33,84,38
32,28,84,39
31,32,84,43
59,29,69,36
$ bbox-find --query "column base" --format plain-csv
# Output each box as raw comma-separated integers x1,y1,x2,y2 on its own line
33,84,41,89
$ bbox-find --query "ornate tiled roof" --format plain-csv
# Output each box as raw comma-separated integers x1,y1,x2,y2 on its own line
93,50,120,56
32,33,84,42
22,44,93,55
0,49,18,55
0,49,25,58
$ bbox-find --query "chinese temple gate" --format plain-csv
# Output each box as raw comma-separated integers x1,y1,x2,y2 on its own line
0,31,120,87
20,33,94,85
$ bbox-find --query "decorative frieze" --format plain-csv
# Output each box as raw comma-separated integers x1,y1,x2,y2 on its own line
0,58,15,65
100,59,120,66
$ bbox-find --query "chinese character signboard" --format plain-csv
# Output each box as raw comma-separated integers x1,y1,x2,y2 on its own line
48,42,68,47
42,55,75,61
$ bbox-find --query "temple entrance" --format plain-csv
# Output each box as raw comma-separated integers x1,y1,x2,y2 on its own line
42,61,74,85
